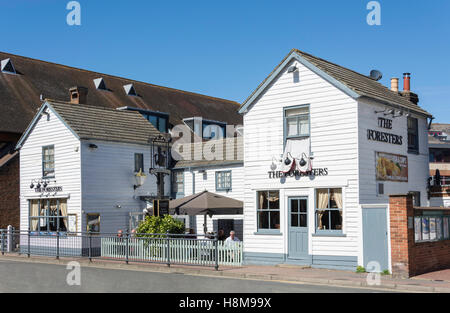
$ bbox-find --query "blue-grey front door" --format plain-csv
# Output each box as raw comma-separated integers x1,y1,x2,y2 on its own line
288,197,309,260
362,208,389,272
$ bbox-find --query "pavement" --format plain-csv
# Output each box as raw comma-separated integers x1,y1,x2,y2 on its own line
1,253,450,293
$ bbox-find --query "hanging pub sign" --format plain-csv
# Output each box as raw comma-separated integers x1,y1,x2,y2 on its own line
376,152,408,182
153,199,170,217
35,186,63,193
269,168,329,179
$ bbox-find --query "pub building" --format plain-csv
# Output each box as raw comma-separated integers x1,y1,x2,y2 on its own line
16,100,170,254
14,48,434,272
237,49,432,271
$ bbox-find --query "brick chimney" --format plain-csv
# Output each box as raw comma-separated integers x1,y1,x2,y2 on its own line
69,86,88,104
400,73,419,105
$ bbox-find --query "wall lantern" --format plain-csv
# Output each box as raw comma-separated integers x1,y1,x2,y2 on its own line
288,65,298,73
134,169,147,190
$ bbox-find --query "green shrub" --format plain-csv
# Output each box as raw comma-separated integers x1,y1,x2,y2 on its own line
136,215,185,237
356,266,366,273
381,270,390,276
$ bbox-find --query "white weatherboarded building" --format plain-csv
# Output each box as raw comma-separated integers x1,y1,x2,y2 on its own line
171,137,244,239
238,49,432,271
16,100,168,247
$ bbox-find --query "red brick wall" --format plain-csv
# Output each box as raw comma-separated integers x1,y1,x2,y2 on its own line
389,195,415,277
0,154,20,229
411,241,450,276
390,195,450,277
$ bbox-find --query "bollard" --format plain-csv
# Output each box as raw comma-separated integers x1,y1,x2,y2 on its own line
1,230,5,256
7,225,13,253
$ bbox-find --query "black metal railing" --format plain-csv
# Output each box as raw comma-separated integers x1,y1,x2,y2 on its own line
0,230,243,269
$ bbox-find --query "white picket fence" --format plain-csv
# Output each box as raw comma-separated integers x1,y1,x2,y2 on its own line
101,237,243,267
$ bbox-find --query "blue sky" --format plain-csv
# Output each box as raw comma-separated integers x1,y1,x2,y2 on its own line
1,0,449,122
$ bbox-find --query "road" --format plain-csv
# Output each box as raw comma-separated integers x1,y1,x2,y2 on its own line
0,259,393,293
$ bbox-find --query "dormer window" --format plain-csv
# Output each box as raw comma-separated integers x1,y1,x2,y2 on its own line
184,117,227,140
94,78,107,90
1,58,16,74
124,84,137,96
116,107,169,133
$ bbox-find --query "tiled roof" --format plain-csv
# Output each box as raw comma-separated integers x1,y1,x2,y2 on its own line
0,52,242,134
241,49,432,117
294,50,431,116
173,136,243,169
48,100,162,145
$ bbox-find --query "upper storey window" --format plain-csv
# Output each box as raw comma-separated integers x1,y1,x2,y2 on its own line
42,145,55,178
184,117,227,140
407,117,419,153
285,106,310,140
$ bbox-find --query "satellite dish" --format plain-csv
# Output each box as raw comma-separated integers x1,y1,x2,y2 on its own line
370,70,383,81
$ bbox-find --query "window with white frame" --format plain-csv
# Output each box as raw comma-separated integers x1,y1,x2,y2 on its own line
316,188,343,233
216,171,232,191
42,145,55,178
172,171,184,196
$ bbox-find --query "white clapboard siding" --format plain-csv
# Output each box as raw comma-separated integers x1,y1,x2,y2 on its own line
19,109,82,232
81,140,170,234
358,98,430,206
180,165,244,240
243,59,360,257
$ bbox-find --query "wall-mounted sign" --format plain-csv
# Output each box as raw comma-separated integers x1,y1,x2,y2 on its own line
269,168,329,179
35,186,63,193
153,199,170,217
378,117,393,130
367,129,403,145
376,152,408,182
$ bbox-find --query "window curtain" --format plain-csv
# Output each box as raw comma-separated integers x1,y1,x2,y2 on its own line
60,200,68,229
281,138,311,173
332,189,343,209
30,200,39,231
40,201,47,228
316,189,329,230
